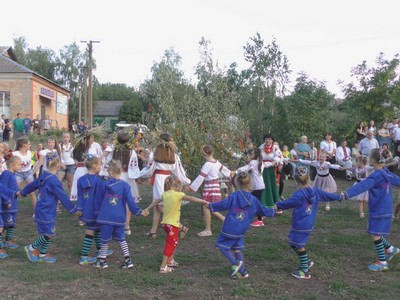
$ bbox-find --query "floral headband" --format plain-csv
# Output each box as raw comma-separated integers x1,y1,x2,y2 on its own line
296,166,308,177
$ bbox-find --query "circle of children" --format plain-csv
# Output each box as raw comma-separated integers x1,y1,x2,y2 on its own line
0,123,400,281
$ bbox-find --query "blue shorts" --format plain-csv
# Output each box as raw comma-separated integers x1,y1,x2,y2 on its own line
288,230,310,248
16,170,34,182
84,222,100,231
2,213,16,227
37,222,56,237
100,224,125,242
368,218,392,236
215,235,244,251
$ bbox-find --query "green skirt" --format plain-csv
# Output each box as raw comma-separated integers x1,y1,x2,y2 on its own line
261,167,280,208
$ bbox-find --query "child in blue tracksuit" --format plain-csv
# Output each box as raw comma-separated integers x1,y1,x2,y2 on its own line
275,166,341,279
0,156,22,252
95,160,149,269
0,183,19,259
207,171,275,279
342,148,400,271
21,157,79,263
77,155,106,265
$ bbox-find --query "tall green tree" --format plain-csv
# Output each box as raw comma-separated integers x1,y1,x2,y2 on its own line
274,73,336,146
241,33,291,143
341,53,400,121
140,45,248,177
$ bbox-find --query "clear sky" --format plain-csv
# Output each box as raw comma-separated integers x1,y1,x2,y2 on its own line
2,0,399,97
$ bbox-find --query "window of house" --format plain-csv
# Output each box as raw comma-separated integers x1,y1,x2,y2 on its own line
0,91,10,117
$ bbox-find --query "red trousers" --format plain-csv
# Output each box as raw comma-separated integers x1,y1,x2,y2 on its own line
163,224,179,257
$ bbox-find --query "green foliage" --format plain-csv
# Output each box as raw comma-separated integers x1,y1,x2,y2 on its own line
141,45,248,177
240,33,291,143
273,73,336,145
119,98,144,123
342,53,400,121
93,83,140,101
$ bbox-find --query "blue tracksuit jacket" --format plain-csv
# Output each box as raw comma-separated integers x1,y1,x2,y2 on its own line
20,171,76,224
209,190,275,239
77,173,105,223
96,178,142,227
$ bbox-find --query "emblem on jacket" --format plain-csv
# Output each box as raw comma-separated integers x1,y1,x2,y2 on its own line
236,211,245,221
306,205,312,215
109,197,118,206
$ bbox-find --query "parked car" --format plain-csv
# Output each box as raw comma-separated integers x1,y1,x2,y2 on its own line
115,123,149,134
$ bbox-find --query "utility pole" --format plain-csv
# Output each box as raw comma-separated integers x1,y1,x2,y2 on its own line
81,40,99,128
78,85,82,123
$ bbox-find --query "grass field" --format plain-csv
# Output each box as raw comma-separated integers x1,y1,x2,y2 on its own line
1,177,400,299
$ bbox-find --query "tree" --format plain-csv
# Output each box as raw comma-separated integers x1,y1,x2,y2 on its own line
273,73,336,146
140,45,248,177
241,33,291,143
119,98,144,124
341,53,400,121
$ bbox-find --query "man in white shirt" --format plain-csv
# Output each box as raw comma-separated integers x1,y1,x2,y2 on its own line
392,123,400,157
358,131,379,156
336,139,353,180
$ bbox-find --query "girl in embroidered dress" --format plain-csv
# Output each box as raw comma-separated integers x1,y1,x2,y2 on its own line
296,151,343,211
345,156,373,218
13,138,37,211
57,133,75,192
189,145,231,236
259,134,282,212
139,133,190,238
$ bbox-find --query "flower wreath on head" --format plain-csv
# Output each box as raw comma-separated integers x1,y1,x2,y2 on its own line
296,166,308,177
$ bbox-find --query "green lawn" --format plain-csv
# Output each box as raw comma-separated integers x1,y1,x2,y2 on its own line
1,178,400,299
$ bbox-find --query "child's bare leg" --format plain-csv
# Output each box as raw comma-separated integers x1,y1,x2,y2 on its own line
161,255,169,268
359,200,365,218
394,202,400,219
29,192,37,210
149,205,163,236
212,212,225,222
203,205,212,232
125,208,132,232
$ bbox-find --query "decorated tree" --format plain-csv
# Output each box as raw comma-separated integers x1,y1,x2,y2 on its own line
141,44,248,177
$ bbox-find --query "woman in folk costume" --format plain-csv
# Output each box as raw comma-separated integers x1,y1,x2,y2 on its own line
112,132,142,236
259,134,283,213
139,133,191,238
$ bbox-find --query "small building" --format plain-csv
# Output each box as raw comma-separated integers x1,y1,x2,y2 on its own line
93,100,124,132
0,46,69,129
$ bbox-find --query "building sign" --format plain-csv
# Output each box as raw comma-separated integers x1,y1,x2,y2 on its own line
40,87,55,99
56,93,68,115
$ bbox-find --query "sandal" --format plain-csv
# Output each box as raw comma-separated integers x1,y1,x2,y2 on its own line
167,260,179,268
179,226,189,239
125,227,132,236
197,230,212,237
145,232,157,239
159,265,174,273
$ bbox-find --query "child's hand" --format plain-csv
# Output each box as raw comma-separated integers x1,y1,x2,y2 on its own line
230,171,236,178
142,209,149,217
16,191,21,197
201,200,208,206
6,203,11,209
75,211,83,217
339,192,346,202
183,186,191,193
